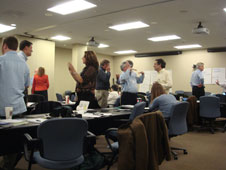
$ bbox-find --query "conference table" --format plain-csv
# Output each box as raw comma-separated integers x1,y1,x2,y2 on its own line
0,108,133,156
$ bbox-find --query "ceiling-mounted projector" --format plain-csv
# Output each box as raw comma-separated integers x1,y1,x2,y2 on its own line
192,22,210,35
87,37,99,47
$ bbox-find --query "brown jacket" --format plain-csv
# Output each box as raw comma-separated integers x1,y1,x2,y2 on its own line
118,111,171,170
187,96,199,126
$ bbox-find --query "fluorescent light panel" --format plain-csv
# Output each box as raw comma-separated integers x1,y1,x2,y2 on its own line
148,35,181,42
98,44,109,48
114,50,137,54
47,0,96,15
51,35,71,41
224,8,226,12
109,21,149,31
174,44,202,49
0,24,16,33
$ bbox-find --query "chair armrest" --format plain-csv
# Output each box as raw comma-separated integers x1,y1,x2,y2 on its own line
24,133,41,162
105,128,118,152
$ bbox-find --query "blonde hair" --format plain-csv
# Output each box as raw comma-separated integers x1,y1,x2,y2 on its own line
38,67,45,77
150,82,166,103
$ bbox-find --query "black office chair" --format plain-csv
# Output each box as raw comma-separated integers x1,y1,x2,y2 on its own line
27,94,45,103
30,101,62,114
168,101,189,160
24,118,88,170
199,96,221,133
56,93,64,102
105,102,146,170
183,91,193,98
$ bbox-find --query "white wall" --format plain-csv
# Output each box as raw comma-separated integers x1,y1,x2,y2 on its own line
113,50,226,94
55,47,75,96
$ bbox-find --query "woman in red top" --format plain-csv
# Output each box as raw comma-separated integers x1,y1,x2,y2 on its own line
32,67,49,101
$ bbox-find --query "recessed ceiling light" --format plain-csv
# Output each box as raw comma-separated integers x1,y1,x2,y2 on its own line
47,0,96,15
224,8,226,12
174,44,202,49
114,50,137,54
148,35,181,42
98,44,109,48
109,21,149,31
0,24,16,33
11,24,16,27
51,35,71,41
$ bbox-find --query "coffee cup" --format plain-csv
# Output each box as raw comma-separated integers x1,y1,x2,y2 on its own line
5,107,13,119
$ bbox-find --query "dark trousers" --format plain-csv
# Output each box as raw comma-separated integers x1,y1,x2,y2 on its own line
34,90,48,101
0,113,24,170
121,92,137,105
75,91,100,109
192,86,205,99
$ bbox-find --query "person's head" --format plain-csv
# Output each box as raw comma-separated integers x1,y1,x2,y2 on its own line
154,58,166,72
37,67,45,77
111,84,119,92
150,82,165,103
2,36,18,54
100,59,110,70
82,51,99,69
120,61,130,72
196,62,204,71
192,64,197,71
34,69,38,75
19,40,33,56
127,60,133,68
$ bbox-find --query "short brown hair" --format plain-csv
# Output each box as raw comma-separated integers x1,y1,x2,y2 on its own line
3,36,18,50
38,67,45,77
150,82,165,103
84,51,99,69
100,59,110,67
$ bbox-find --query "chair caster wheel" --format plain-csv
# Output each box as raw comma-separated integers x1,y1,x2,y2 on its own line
184,150,188,154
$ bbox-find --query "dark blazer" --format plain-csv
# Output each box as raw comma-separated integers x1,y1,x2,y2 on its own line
118,111,171,170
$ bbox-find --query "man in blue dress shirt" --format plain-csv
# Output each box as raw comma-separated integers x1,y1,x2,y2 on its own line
0,36,30,170
190,62,205,99
17,40,33,62
119,61,144,105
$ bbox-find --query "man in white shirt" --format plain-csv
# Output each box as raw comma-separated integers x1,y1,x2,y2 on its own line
153,59,172,93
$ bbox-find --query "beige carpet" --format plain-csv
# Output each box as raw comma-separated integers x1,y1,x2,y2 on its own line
15,131,226,170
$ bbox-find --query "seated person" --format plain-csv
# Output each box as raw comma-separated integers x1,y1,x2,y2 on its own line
149,82,177,118
108,84,120,105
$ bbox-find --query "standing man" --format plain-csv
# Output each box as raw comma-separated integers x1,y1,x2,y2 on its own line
190,62,205,99
0,36,30,170
17,40,33,104
18,40,33,62
96,59,111,108
153,58,172,93
120,61,144,105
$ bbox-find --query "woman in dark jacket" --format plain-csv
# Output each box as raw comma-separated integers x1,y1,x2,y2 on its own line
68,51,100,108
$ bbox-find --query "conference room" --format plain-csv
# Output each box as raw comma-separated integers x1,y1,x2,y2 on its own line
0,0,226,170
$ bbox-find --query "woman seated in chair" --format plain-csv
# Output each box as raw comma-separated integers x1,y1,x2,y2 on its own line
149,82,177,119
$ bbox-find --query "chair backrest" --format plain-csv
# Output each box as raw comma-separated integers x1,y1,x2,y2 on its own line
56,93,64,102
27,94,45,103
199,96,221,118
129,102,146,121
205,92,211,96
30,101,62,114
175,90,184,95
65,90,72,96
216,94,226,103
168,102,189,136
37,118,88,161
183,91,193,98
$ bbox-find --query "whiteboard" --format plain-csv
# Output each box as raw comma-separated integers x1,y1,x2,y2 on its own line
212,68,225,84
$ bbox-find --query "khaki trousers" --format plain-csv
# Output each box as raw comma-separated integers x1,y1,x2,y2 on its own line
95,90,109,108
